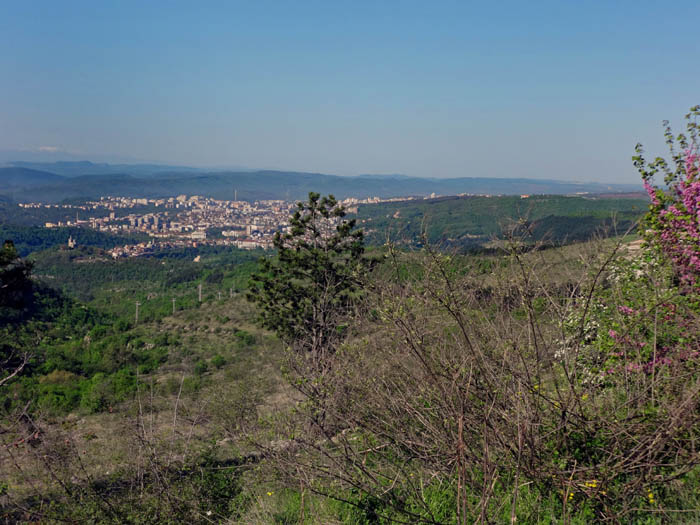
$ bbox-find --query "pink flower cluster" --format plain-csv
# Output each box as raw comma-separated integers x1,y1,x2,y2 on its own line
608,329,646,349
605,343,700,375
617,305,638,316
644,148,700,287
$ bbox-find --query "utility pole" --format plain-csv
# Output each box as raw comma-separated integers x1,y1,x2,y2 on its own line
135,301,141,324
172,297,176,315
229,287,233,298
218,291,221,300
198,283,202,302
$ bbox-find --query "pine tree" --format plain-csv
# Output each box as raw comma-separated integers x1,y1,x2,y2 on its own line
0,240,33,311
247,193,370,364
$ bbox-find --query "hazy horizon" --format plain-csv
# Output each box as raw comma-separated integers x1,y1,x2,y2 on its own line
0,152,643,185
2,1,700,183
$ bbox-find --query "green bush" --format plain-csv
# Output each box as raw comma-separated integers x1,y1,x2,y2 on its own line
211,354,226,368
234,329,255,347
193,360,208,376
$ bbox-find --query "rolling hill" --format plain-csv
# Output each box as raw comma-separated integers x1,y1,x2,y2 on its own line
356,194,649,249
0,167,66,191
0,163,642,203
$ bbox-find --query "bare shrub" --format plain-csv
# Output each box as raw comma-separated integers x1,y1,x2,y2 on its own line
257,233,700,523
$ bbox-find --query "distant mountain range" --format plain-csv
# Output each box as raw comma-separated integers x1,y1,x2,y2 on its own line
0,167,66,189
6,161,207,177
0,161,642,203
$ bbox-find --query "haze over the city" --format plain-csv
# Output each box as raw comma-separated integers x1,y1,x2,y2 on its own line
2,1,699,182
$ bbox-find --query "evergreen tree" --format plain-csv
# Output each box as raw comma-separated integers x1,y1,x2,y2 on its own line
0,240,33,312
248,193,370,364
1,240,34,387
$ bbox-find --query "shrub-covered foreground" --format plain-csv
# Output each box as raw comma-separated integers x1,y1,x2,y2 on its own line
251,236,699,524
4,230,699,524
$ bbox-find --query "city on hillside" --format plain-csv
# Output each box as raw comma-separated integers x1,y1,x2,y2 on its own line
18,193,429,257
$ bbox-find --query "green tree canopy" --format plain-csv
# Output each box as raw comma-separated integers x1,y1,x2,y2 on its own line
248,192,370,363
0,239,33,312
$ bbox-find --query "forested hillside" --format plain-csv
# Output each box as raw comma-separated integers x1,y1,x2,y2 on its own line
1,239,284,523
1,243,263,417
358,194,648,248
0,226,149,257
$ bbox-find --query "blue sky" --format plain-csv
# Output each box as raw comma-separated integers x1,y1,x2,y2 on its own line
1,1,699,182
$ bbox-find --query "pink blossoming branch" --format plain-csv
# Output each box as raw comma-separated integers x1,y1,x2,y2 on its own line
642,147,700,287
